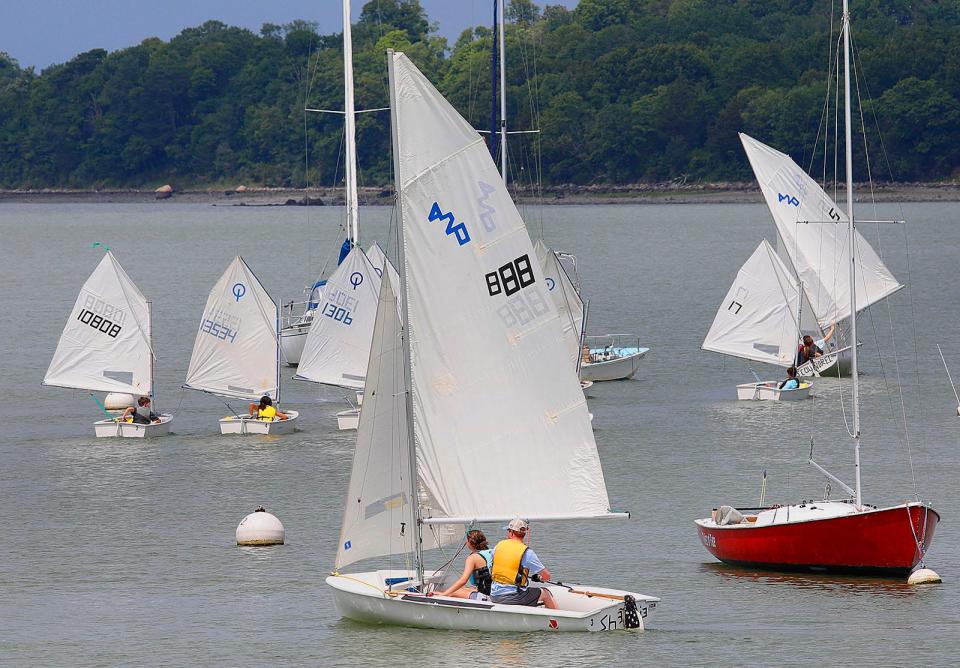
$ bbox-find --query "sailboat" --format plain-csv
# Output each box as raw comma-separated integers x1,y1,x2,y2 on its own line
695,1,939,575
739,133,902,379
183,256,298,435
293,244,382,430
44,250,172,437
486,3,647,383
702,239,813,401
325,51,658,632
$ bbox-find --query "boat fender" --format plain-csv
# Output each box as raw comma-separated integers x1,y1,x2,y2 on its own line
623,595,641,629
907,568,941,585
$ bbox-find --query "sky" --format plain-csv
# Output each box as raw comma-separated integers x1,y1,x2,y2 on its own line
1,0,579,71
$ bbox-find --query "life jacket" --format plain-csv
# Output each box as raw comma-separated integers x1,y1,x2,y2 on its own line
258,405,277,421
779,377,799,390
470,549,493,595
491,539,529,590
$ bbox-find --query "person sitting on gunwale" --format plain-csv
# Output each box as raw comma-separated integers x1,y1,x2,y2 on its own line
438,529,493,600
489,519,558,609
248,395,287,421
778,366,800,390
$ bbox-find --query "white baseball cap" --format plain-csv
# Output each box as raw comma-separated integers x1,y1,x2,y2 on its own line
507,518,529,533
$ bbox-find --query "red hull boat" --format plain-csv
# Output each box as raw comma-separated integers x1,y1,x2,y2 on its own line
695,502,939,576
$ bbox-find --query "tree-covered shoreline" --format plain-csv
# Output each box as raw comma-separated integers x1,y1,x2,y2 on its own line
1,0,958,190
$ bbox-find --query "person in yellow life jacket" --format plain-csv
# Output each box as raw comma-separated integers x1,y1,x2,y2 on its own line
488,519,557,609
248,395,288,421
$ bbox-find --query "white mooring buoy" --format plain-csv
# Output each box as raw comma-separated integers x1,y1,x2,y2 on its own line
236,506,284,546
907,567,941,585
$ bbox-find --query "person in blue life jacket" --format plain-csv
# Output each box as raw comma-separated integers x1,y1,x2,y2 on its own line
488,519,558,609
778,366,800,390
438,529,493,600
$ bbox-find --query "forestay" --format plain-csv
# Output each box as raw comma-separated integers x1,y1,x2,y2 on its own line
44,251,153,395
702,240,803,368
535,239,585,367
335,273,456,569
184,256,278,401
740,133,902,327
295,247,381,390
392,52,614,522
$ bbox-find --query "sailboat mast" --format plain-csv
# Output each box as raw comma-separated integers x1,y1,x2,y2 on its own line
498,0,507,181
343,0,360,245
386,50,424,584
147,299,155,408
842,0,862,506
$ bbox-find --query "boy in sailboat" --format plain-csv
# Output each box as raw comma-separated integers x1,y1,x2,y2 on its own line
438,530,493,600
121,396,161,424
489,519,558,609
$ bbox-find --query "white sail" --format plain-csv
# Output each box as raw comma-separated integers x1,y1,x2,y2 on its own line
294,247,381,389
392,52,614,522
702,240,802,368
740,133,902,326
44,251,153,395
335,272,456,569
535,239,585,367
367,242,401,295
184,256,278,401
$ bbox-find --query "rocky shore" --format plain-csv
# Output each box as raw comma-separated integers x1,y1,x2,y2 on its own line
2,181,959,205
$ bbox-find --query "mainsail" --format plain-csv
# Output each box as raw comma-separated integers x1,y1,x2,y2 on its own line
184,256,278,401
535,239,585,367
391,51,614,523
740,133,902,327
702,240,806,368
44,251,153,395
294,247,381,389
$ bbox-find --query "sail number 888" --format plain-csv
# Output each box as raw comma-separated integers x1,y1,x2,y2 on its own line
486,254,535,297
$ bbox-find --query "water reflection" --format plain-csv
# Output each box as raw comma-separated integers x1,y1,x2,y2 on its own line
699,562,921,597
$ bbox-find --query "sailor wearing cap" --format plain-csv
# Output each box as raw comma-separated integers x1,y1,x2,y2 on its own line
489,518,558,609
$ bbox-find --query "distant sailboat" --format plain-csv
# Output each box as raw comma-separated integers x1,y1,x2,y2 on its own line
696,1,939,576
325,50,658,632
740,131,902,376
183,257,298,435
44,250,172,437
702,240,814,401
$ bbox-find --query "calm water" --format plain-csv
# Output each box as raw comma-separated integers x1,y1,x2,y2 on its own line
1,200,957,666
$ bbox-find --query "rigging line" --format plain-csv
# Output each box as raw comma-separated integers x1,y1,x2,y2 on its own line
937,344,960,407
851,31,921,500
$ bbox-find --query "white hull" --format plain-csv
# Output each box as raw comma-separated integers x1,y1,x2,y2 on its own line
219,410,299,435
336,408,360,431
93,414,173,438
580,347,648,382
327,570,658,632
279,324,310,366
736,381,811,401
